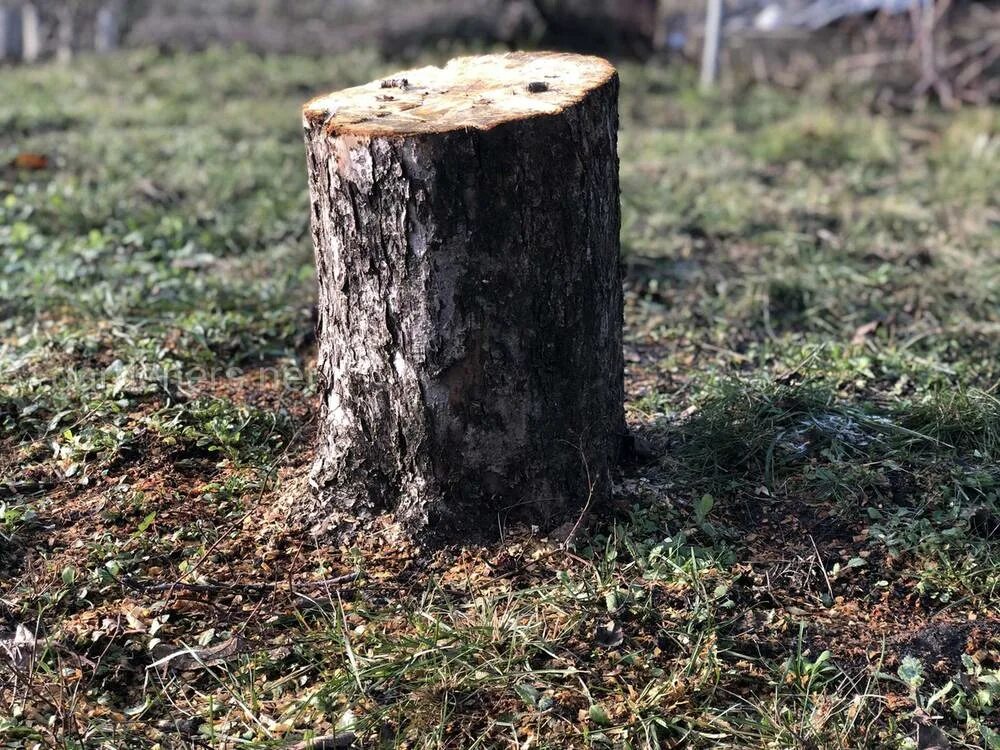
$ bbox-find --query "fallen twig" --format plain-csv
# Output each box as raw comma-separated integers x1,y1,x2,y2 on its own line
0,479,57,499
118,571,359,596
288,733,355,750
148,634,247,672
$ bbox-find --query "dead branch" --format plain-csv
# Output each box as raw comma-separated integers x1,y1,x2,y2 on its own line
117,571,359,597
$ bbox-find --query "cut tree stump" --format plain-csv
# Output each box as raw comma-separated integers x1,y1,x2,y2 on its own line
302,52,624,538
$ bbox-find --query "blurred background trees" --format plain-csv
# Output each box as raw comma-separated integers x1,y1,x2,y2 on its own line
1,0,997,106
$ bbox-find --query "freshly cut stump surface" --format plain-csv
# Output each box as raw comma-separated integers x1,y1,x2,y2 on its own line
303,52,624,538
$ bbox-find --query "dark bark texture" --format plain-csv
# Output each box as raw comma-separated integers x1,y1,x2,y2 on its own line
303,57,624,538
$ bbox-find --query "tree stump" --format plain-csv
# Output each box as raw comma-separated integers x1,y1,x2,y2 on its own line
302,52,624,538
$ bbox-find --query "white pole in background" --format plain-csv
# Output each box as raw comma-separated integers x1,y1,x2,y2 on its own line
700,0,724,91
22,2,39,62
95,1,122,53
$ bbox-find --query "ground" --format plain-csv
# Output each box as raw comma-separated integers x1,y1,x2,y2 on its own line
0,48,998,749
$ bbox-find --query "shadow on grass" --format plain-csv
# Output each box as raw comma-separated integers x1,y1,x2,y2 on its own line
624,376,1000,607
661,378,1000,494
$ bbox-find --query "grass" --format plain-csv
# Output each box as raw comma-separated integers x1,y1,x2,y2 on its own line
1,46,999,749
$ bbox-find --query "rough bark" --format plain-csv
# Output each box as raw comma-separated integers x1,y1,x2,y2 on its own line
302,52,624,538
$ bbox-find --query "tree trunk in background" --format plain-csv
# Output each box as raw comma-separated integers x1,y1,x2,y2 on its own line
126,0,660,59
55,3,72,61
534,0,659,56
94,0,122,52
0,6,23,61
302,52,625,539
